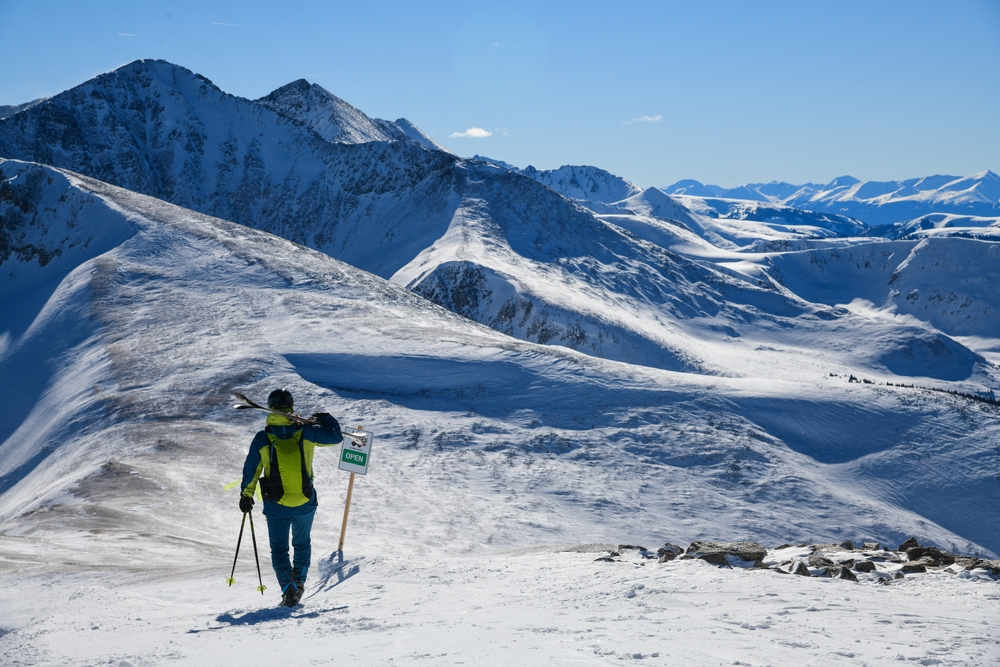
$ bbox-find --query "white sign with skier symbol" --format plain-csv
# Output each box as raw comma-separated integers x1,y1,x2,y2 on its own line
339,427,374,475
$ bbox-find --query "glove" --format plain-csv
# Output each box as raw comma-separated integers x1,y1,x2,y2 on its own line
239,495,254,513
311,412,340,431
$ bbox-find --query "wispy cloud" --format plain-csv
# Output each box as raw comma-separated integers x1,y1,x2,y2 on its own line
625,115,663,124
213,22,249,27
117,33,140,37
449,127,492,139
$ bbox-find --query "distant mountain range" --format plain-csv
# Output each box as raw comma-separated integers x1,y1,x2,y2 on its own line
476,158,1000,239
664,172,1000,226
4,60,994,379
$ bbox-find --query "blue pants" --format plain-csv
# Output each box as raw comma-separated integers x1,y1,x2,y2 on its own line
263,502,316,592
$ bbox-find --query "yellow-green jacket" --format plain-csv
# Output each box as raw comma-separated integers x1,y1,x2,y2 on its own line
241,413,343,511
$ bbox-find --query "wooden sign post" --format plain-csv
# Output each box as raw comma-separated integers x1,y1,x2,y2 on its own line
337,426,373,554
337,472,356,553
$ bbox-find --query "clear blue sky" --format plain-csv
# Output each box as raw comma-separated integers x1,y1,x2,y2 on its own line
1,0,998,188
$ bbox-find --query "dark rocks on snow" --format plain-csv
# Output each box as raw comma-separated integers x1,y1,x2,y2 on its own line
697,552,732,568
656,543,685,563
829,566,859,582
592,536,1000,583
683,541,767,563
808,554,836,568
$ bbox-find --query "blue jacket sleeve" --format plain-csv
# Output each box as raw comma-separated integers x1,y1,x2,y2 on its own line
240,431,268,496
304,415,343,447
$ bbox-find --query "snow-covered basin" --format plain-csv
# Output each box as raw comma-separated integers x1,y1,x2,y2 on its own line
0,547,997,665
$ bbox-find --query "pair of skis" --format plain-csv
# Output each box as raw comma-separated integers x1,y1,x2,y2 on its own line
232,393,369,446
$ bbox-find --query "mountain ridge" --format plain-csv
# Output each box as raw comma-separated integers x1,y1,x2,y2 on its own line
665,171,1000,225
2,158,997,559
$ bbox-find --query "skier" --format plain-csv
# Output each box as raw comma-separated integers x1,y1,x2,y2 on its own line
239,389,343,607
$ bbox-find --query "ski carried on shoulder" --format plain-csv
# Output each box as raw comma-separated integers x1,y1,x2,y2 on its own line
232,392,371,445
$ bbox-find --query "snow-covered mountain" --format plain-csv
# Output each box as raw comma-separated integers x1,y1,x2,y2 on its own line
1,62,702,367
873,212,1000,240
0,98,45,119
675,195,867,238
0,61,926,375
2,157,998,559
3,58,1000,663
472,158,645,206
519,164,643,204
257,79,447,151
666,171,1000,226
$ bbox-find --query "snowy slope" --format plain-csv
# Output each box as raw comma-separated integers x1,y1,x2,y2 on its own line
0,98,45,119
519,164,644,204
256,79,400,144
766,238,1000,338
1,160,999,664
1,160,998,553
256,78,446,152
873,212,1000,240
675,195,867,237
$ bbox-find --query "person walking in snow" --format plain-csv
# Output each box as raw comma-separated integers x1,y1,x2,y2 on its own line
239,389,343,607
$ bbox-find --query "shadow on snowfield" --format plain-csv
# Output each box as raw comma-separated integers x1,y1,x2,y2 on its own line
311,551,362,594
208,605,347,628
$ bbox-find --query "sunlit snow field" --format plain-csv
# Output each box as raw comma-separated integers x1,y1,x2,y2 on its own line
0,159,997,665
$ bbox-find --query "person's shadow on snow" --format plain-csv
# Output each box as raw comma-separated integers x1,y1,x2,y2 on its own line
194,552,360,631
213,605,347,627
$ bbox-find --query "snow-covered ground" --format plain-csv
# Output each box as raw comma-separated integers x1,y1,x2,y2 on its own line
1,159,998,664
3,548,999,666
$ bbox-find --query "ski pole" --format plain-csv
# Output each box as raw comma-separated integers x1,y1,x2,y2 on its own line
227,512,247,586
248,510,267,595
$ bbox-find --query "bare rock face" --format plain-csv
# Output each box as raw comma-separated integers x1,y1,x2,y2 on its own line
808,554,837,568
976,559,1000,574
684,541,767,563
697,552,732,568
829,566,859,582
657,543,685,563
905,545,952,566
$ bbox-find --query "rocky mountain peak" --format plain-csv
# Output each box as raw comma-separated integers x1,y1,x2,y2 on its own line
257,79,395,144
